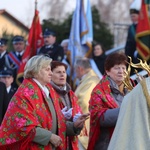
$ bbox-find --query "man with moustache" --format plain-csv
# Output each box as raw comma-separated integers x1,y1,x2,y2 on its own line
38,28,64,62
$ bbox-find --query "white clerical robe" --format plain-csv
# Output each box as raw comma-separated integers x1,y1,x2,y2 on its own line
108,77,150,150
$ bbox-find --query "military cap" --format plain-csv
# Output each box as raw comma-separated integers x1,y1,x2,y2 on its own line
130,9,139,14
43,28,56,37
12,35,24,44
130,0,141,14
0,68,14,77
0,38,8,46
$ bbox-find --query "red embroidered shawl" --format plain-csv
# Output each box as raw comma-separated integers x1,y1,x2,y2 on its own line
87,76,119,150
0,78,67,150
57,90,82,150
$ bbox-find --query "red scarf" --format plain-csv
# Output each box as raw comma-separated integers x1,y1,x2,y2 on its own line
87,76,118,150
57,90,81,150
0,78,67,150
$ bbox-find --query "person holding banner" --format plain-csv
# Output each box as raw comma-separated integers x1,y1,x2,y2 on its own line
125,0,142,75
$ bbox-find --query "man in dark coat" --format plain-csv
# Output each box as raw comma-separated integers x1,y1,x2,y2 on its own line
125,2,141,75
11,35,25,61
125,9,139,63
0,38,8,71
0,81,8,125
38,28,64,61
0,68,17,101
6,35,25,87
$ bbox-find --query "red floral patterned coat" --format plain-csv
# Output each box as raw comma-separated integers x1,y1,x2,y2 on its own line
87,76,119,150
0,78,67,150
57,89,82,150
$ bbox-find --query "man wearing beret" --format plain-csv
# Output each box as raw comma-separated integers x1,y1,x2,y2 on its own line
38,28,64,62
0,38,9,70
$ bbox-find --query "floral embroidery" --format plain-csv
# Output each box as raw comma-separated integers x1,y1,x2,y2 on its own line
15,117,27,128
0,79,67,150
24,88,34,97
88,76,119,150
6,138,16,144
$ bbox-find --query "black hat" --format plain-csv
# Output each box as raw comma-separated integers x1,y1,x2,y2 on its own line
43,28,56,37
130,9,139,14
0,38,8,46
12,35,24,44
129,0,141,14
0,68,14,77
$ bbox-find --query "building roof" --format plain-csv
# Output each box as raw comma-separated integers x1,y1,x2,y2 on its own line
0,9,29,32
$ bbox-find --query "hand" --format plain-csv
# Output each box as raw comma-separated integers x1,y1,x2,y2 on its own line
49,133,62,147
74,113,90,128
73,112,82,122
61,106,73,120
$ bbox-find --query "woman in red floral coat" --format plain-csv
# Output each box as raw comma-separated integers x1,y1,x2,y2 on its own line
51,61,89,150
0,55,88,150
88,52,129,150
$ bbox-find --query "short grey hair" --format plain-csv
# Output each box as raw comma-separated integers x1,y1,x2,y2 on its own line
24,55,52,78
60,39,69,46
75,57,91,69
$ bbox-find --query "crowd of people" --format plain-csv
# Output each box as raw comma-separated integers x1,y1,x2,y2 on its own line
0,2,150,150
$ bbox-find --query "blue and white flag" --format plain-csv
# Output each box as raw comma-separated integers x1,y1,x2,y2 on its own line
68,0,93,66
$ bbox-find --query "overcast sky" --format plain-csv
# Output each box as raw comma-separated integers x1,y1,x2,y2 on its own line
0,0,76,27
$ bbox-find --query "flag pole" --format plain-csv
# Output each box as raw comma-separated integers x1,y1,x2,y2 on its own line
16,0,44,86
35,0,37,10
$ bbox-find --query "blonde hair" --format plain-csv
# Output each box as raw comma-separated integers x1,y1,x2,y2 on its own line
24,55,52,78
